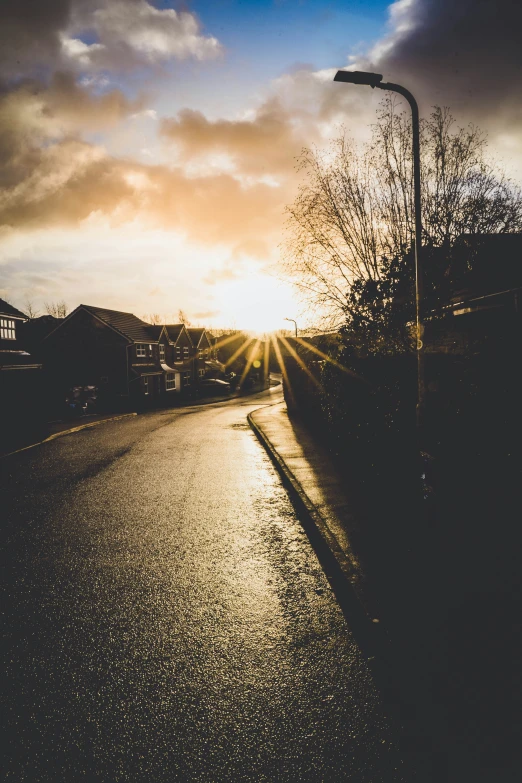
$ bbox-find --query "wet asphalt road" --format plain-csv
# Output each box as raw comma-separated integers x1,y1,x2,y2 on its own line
2,387,412,782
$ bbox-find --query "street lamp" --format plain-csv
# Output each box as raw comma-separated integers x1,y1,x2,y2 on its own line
333,70,425,430
284,317,298,340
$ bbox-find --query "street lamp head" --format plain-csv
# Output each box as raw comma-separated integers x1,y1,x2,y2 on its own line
333,70,383,88
284,317,298,338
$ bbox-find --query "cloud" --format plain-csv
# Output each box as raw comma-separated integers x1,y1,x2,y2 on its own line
0,0,72,77
0,131,291,253
264,1,522,172
192,310,220,320
363,0,522,130
2,0,521,274
204,265,242,286
0,1,223,77
0,79,291,256
62,0,223,71
160,97,313,179
0,72,142,188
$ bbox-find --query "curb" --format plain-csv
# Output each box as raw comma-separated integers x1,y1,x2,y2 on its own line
247,406,389,661
1,413,138,459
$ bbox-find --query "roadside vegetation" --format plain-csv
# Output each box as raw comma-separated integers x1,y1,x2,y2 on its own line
278,99,522,773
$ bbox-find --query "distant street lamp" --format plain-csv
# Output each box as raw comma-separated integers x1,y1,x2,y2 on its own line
333,70,425,431
284,317,298,341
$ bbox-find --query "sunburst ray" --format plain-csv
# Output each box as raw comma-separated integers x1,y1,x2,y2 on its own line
238,338,262,387
224,336,254,368
270,334,295,405
294,337,366,382
278,335,323,390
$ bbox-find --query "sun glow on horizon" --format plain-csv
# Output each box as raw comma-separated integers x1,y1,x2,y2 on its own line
0,223,300,335
211,270,299,335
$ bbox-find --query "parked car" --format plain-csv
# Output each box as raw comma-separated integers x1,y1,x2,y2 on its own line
65,385,98,417
198,378,231,395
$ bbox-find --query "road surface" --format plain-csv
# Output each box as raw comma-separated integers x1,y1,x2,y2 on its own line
2,385,415,781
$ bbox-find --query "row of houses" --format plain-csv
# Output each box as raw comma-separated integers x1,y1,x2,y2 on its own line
1,301,249,448
38,303,225,407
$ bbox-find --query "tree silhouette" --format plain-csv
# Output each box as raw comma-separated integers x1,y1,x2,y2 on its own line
283,99,522,333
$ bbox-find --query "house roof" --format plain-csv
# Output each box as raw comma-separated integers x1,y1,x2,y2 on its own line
187,327,208,347
450,233,522,297
81,305,157,343
0,298,28,320
145,325,165,340
20,314,62,340
164,324,189,344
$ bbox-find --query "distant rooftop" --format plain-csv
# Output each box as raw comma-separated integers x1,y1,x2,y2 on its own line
450,233,522,295
0,298,28,320
81,305,157,343
186,327,207,347
164,324,187,344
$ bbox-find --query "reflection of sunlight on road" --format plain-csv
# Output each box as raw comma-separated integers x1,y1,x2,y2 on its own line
209,427,290,658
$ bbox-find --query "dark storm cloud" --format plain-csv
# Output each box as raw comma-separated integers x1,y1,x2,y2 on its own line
0,0,73,76
368,0,522,125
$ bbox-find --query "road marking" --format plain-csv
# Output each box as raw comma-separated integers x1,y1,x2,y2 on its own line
1,413,138,459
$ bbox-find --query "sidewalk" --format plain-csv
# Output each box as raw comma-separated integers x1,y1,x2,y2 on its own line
250,401,522,781
249,402,428,640
249,403,374,612
249,401,446,773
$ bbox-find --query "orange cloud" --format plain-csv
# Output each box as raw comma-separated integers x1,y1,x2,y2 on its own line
160,98,314,179
0,77,299,255
0,137,293,255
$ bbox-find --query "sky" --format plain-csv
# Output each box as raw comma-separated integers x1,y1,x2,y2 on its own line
1,0,521,332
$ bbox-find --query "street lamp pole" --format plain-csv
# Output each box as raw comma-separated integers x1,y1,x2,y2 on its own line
284,317,299,357
333,71,425,431
284,317,298,341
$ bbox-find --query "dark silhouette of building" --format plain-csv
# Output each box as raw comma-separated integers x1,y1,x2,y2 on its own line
0,299,44,450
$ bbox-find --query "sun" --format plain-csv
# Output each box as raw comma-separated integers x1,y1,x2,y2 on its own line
212,271,299,335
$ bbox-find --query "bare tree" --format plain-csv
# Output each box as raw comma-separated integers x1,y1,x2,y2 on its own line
177,309,191,326
142,313,162,325
24,299,40,318
282,99,522,327
44,300,68,318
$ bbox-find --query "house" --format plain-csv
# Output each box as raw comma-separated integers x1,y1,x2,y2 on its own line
162,323,196,392
42,305,196,409
187,327,224,381
0,298,40,369
424,233,522,354
0,299,44,449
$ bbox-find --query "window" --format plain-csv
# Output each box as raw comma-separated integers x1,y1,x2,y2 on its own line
183,346,189,359
198,369,205,377
166,372,176,391
204,349,209,358
0,318,16,340
136,344,146,357
198,349,203,358
143,376,149,395
176,347,181,361
148,344,154,357
159,343,165,361
183,372,191,387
